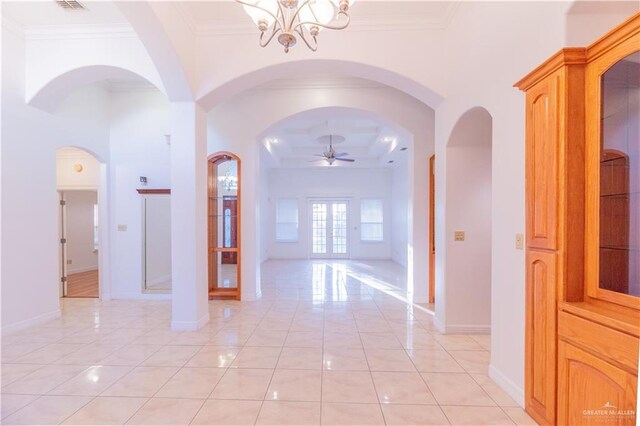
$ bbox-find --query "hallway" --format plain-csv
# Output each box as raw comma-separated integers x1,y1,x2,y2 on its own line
1,260,532,425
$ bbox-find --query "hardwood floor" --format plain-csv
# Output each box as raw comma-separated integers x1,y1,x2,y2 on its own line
66,269,98,298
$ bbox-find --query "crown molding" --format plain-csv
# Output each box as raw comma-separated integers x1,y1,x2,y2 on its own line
2,15,25,39
23,23,136,41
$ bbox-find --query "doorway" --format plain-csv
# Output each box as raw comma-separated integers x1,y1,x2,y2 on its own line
309,200,350,259
59,190,99,298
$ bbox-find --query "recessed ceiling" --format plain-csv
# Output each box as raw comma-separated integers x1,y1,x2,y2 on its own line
2,1,128,27
262,107,408,169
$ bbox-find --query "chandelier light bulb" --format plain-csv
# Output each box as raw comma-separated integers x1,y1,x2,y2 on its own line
236,0,353,52
242,0,278,28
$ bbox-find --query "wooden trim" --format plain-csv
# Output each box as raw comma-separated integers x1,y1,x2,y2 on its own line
560,302,640,338
429,155,435,304
584,28,640,311
558,311,639,374
514,48,586,91
210,248,239,253
136,189,170,194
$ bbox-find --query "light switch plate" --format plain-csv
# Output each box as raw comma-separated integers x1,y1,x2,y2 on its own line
117,224,128,232
454,231,465,242
515,233,524,250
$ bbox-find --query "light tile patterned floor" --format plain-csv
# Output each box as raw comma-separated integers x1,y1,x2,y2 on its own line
1,260,537,425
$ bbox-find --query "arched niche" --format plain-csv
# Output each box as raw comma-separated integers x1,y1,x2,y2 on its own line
208,152,241,300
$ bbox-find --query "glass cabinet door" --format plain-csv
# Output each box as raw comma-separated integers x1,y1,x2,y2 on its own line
208,154,241,299
598,51,640,298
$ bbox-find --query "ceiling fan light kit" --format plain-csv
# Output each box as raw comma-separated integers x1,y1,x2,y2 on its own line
312,134,356,165
236,0,355,53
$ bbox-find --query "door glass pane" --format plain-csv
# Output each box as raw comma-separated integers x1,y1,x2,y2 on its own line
599,51,640,297
332,203,347,254
312,203,327,254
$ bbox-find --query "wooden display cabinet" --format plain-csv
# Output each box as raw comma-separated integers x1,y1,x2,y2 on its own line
516,13,640,426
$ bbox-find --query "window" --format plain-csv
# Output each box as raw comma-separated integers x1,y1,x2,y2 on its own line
276,199,299,242
93,203,99,251
361,199,383,242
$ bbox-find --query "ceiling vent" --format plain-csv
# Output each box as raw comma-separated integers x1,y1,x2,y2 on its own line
55,0,86,10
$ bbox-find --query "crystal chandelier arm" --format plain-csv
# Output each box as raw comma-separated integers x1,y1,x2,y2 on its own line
294,10,351,32
294,27,318,51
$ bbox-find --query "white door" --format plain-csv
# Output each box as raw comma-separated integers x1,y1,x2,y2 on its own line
310,200,349,259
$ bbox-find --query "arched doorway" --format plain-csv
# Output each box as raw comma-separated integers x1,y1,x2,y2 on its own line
56,147,107,299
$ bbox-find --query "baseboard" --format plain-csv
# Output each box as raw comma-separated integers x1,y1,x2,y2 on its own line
2,309,61,334
171,312,210,331
67,266,98,274
146,274,171,287
489,364,525,407
441,324,491,334
110,292,171,301
434,316,445,333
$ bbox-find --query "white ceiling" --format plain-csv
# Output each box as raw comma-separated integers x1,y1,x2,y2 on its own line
261,106,410,169
2,1,128,27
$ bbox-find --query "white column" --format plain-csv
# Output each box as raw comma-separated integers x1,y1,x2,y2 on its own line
408,136,431,304
170,102,209,331
240,144,261,301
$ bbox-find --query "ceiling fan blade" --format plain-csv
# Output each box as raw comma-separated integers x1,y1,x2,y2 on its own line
335,158,356,162
312,154,327,157
335,153,349,157
308,159,326,163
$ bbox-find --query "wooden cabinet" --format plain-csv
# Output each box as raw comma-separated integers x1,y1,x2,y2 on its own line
558,340,637,426
516,13,640,426
525,251,557,423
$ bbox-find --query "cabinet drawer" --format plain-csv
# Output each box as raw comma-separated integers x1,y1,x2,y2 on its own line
558,310,639,374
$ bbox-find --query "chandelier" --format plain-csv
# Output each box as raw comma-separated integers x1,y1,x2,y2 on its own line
236,0,355,53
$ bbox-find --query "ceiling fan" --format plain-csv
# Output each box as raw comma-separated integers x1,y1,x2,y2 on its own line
312,135,355,165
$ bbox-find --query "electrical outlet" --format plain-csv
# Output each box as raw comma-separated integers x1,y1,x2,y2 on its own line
117,224,128,232
454,231,465,242
515,233,524,250
67,259,72,265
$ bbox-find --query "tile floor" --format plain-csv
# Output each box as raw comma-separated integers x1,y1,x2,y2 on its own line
1,260,537,425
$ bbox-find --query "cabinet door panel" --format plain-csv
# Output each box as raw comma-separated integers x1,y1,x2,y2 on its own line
525,250,557,424
558,341,637,426
526,75,559,250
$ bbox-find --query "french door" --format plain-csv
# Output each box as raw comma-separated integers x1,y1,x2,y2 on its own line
310,200,349,259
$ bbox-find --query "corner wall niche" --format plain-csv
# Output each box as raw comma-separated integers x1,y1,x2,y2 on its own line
208,152,241,300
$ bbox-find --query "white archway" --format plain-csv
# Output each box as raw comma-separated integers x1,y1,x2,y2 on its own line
207,84,435,304
28,65,165,113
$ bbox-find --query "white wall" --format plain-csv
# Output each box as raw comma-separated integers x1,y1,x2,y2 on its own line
1,25,111,331
64,190,98,274
391,157,409,267
266,168,393,260
108,90,170,299
444,146,492,331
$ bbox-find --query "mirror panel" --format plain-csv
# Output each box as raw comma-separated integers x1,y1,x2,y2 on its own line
143,195,172,293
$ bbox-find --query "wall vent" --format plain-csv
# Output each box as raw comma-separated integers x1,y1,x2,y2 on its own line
55,0,86,10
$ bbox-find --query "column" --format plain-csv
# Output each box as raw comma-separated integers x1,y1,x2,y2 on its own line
170,102,209,330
